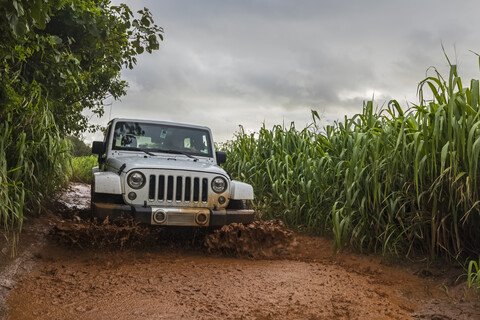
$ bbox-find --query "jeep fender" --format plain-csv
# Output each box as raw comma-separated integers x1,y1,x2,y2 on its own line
230,180,254,200
93,171,122,195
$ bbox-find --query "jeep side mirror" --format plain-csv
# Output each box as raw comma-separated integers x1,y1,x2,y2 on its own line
92,141,105,155
215,151,227,165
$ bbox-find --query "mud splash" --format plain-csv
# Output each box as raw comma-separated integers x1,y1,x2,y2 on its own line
204,219,297,258
51,190,297,256
51,217,164,249
51,207,297,259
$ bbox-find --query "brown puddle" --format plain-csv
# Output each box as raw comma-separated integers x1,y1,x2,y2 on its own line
7,232,480,320
57,182,91,210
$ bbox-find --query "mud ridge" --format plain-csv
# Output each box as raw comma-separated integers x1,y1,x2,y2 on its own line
204,219,297,258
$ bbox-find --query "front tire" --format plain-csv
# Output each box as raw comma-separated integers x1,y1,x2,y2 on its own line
227,199,247,210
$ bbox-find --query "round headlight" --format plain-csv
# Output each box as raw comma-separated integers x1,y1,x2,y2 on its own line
127,171,146,189
211,176,227,193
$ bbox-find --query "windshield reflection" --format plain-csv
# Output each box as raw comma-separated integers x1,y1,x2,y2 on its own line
112,122,212,157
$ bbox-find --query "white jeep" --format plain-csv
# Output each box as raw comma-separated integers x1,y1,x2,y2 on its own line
91,118,255,227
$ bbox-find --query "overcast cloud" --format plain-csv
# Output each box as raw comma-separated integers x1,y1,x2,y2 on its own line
86,0,480,142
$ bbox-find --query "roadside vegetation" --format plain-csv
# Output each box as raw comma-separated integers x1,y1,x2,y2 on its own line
0,0,163,248
68,155,97,184
68,136,93,158
66,137,96,184
223,59,480,279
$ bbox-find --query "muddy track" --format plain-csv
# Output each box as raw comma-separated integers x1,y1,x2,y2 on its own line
1,183,480,320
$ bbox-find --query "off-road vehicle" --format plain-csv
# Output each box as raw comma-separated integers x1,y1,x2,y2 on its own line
91,118,255,227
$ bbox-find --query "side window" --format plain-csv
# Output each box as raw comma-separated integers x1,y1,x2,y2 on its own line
98,123,112,166
184,138,191,148
105,123,112,147
202,135,208,153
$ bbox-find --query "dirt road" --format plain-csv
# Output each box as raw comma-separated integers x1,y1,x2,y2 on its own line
2,184,480,319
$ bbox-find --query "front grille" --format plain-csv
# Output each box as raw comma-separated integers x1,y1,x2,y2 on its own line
148,174,209,204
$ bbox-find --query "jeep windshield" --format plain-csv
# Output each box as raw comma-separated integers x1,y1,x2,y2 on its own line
112,121,213,157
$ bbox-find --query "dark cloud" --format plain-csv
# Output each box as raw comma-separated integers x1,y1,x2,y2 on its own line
86,0,480,143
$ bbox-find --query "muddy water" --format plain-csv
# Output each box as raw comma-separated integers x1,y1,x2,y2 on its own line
57,183,91,210
4,183,480,319
7,236,479,320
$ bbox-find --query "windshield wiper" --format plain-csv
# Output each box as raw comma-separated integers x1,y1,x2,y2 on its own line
160,149,199,161
126,147,156,156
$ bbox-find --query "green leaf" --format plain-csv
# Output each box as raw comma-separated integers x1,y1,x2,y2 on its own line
12,0,24,16
51,35,62,44
89,26,100,37
440,141,449,173
141,16,150,27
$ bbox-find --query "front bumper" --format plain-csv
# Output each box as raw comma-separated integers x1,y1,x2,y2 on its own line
92,202,255,227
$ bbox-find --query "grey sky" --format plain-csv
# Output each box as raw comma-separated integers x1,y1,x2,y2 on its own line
86,0,480,142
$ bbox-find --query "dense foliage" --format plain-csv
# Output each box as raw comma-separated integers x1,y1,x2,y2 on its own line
0,0,162,238
67,136,92,157
68,155,97,183
224,61,480,261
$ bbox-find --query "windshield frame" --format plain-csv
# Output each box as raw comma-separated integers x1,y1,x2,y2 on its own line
111,121,214,158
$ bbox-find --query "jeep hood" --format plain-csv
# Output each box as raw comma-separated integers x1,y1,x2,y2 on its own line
106,156,228,177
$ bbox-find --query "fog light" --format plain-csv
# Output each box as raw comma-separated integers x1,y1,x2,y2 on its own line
218,196,226,204
196,213,207,225
128,192,137,200
153,210,166,224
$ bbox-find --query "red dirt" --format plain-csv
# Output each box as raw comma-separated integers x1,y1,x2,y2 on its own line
2,183,480,320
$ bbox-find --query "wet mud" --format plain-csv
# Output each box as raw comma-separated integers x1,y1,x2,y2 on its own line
52,216,164,250
51,200,296,259
57,182,91,210
205,220,296,258
2,183,480,319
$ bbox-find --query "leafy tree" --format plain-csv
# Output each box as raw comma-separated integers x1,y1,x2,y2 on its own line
0,0,163,239
1,0,163,134
67,136,91,157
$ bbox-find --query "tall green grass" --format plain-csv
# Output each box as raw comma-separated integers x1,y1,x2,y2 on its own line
67,155,97,184
224,61,480,260
467,257,480,289
0,84,70,252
